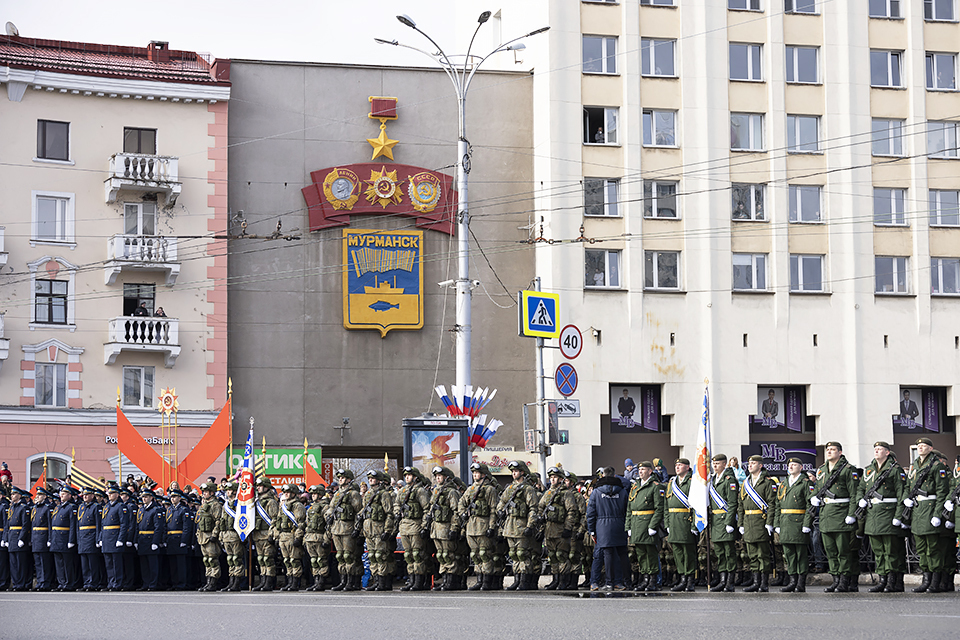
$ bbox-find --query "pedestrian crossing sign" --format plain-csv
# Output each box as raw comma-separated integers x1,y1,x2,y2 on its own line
519,290,560,338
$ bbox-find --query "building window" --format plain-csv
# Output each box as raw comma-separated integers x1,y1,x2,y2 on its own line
925,0,955,21
641,38,676,77
35,363,67,407
870,0,902,17
123,366,155,408
583,107,618,144
790,254,824,292
35,280,68,324
785,0,817,14
584,178,620,217
733,254,768,291
641,0,675,6
123,127,157,155
28,453,70,485
926,53,957,91
644,251,680,290
872,118,905,156
32,192,74,244
787,115,820,153
874,188,907,226
932,258,960,294
928,120,960,158
786,46,818,83
642,110,677,147
643,181,679,218
870,50,903,88
124,202,157,236
789,185,822,223
732,184,765,220
930,190,960,226
583,36,617,74
123,283,156,317
875,256,909,294
730,113,764,151
730,43,763,81
730,0,762,10
585,249,621,288
37,120,69,161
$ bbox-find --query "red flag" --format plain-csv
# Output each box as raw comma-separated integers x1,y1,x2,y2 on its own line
303,442,327,488
177,396,231,482
30,463,46,498
117,405,180,485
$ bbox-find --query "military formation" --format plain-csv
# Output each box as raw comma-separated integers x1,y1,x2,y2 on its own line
1,436,958,593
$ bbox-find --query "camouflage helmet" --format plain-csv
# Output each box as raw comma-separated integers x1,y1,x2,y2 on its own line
281,483,298,494
221,481,237,492
469,461,491,476
336,468,355,481
431,465,455,479
562,469,579,483
547,466,563,477
507,460,531,476
308,485,324,495
255,476,272,489
366,469,390,483
199,481,217,493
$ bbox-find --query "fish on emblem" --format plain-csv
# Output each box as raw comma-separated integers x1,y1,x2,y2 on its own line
369,300,400,312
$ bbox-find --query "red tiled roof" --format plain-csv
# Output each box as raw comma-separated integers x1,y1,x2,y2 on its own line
0,35,227,85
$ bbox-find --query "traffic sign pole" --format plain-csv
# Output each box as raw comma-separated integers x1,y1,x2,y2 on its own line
534,277,547,483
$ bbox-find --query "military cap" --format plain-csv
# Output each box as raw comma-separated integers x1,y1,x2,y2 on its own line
786,457,803,465
68,486,81,496
547,466,563,477
507,460,531,476
35,487,53,497
140,489,157,499
105,485,119,494
711,453,728,462
747,455,764,463
638,461,654,469
96,489,109,498
82,486,96,495
9,486,23,495
169,489,185,498
676,458,691,466
336,468,355,481
58,485,73,495
873,441,892,450
255,476,272,488
308,485,324,494
824,441,843,450
915,437,933,446
199,482,217,493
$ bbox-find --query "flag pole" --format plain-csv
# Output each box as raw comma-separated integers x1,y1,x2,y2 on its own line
303,438,309,486
117,387,122,484
704,378,712,592
228,378,233,477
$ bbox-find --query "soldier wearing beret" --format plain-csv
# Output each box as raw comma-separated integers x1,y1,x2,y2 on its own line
625,461,664,592
905,437,950,592
855,441,906,592
30,487,54,591
708,453,740,592
303,484,331,591
774,458,814,592
666,458,697,591
359,470,396,591
99,485,129,591
217,482,244,592
272,484,306,591
194,482,223,592
811,441,860,592
738,455,777,592
457,462,501,591
497,460,540,591
136,489,165,590
395,466,432,591
326,469,364,591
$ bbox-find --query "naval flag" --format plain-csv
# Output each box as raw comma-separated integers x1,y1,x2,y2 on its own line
234,427,256,541
690,385,712,533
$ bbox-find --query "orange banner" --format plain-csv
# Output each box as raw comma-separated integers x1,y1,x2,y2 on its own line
177,397,230,482
116,405,182,486
304,455,327,487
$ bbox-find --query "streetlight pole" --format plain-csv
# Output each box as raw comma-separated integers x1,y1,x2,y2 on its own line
377,13,549,391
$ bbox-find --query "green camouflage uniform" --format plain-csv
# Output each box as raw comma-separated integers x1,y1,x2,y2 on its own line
217,495,244,580
496,472,540,575
272,494,306,581
361,478,396,578
194,494,223,582
251,486,279,579
325,480,364,576
394,474,432,577
456,471,501,577
427,472,462,577
304,491,330,586
538,478,579,583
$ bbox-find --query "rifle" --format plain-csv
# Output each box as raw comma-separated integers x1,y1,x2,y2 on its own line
352,503,371,539
901,458,938,525
813,460,848,504
853,462,898,520
941,480,960,520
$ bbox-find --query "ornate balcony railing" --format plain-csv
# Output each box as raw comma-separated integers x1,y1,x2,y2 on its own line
104,153,182,205
104,234,180,285
104,316,181,368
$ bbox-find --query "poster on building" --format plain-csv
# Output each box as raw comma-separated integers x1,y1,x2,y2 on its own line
740,441,817,476
892,387,940,433
407,428,463,478
471,447,540,476
750,386,804,433
610,385,660,433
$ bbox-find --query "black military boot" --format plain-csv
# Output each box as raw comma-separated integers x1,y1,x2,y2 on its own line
363,575,380,592
431,573,445,591
287,576,300,592
913,572,932,593
635,574,649,591
836,575,850,593
330,573,349,591
824,575,840,592
795,573,807,592
758,573,769,592
869,574,888,593
506,572,522,591
544,572,560,590
400,574,415,591
516,573,534,591
780,574,797,592
685,575,696,592
467,572,482,591
743,573,761,592
941,571,955,591
452,574,467,591
218,576,234,592
846,575,859,592
724,572,736,592
883,572,900,592
670,574,687,592
263,575,276,592
739,571,754,588
769,572,784,587
927,571,942,593
380,575,393,591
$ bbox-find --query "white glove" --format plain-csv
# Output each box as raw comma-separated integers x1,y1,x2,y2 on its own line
931,517,942,527
765,524,773,535
151,544,158,551
857,499,867,509
945,500,955,513
739,526,745,535
725,525,734,534
647,528,656,537
891,518,902,527
775,527,781,534
844,516,856,525
47,541,51,547
116,541,124,547
96,541,102,548
67,542,75,549
810,496,821,507
903,498,915,508
180,543,187,547
666,528,670,534
0,541,6,547
947,521,955,530
627,530,631,537
801,526,811,534
134,544,138,551
126,542,133,547
18,540,24,548
901,522,910,530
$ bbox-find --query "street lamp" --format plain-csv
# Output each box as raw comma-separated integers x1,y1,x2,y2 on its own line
377,13,549,391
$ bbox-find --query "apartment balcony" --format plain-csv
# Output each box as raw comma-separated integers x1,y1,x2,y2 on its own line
104,234,180,285
104,316,181,368
104,153,182,205
0,313,9,373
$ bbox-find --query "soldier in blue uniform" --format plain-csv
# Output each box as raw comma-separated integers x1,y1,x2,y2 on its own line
164,489,194,590
50,487,79,590
136,489,165,590
99,485,129,591
119,487,139,590
76,488,102,591
0,491,9,590
3,487,31,590
30,487,55,591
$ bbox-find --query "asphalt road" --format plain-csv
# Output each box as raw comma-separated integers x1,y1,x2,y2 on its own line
1,590,958,640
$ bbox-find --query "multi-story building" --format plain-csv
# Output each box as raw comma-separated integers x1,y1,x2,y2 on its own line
0,34,230,486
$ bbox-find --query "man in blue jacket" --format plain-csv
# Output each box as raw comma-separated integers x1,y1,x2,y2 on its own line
99,485,129,591
137,489,165,591
50,487,79,590
586,467,628,591
30,487,55,590
76,488,102,591
4,487,32,590
164,489,194,591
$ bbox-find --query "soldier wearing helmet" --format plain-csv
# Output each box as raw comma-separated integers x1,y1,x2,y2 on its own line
457,462,502,590
325,469,363,591
303,485,331,591
361,470,397,591
394,466,432,591
250,477,279,591
496,461,540,590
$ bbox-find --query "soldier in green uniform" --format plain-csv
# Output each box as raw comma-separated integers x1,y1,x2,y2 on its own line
904,437,949,593
427,466,463,591
855,441,906,593
194,482,222,592
303,485,330,591
496,460,540,591
457,462,501,591
249,477,279,591
272,484,306,591
625,461,664,592
216,482,244,592
774,457,814,592
708,454,740,592
580,481,595,589
737,454,777,592
395,467,431,591
326,469,364,591
538,467,579,590
811,441,860,593
940,454,959,591
361,470,396,591
665,458,698,592
562,471,586,591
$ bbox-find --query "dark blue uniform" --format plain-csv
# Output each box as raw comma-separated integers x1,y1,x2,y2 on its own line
99,498,129,590
30,498,54,590
120,497,139,590
4,496,31,590
137,500,165,590
0,495,10,589
50,498,79,590
164,501,194,590
76,498,102,590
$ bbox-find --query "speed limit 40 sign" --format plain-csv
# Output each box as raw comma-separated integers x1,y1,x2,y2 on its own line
559,325,582,359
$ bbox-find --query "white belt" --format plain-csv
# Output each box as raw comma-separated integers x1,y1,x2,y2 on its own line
823,497,850,504
916,495,938,501
871,498,898,504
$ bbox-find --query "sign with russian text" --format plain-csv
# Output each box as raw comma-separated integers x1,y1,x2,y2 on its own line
740,441,817,477
229,448,323,476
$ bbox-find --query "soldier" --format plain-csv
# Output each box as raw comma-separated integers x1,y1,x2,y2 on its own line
537,467,578,590
217,482,244,592
164,489,194,590
0,490,8,590
496,460,540,591
457,462,500,591
118,487,138,590
774,457,814,592
304,485,330,591
360,470,397,591
76,487,102,591
938,452,958,591
665,458,697,592
708,454,740,592
737,454,777,592
855,441,906,593
395,466,432,591
810,441,860,593
99,485,128,591
326,468,363,591
249,477,279,591
625,461,665,592
30,487,54,591
904,437,949,593
426,466,462,591
562,471,586,591
580,481,596,589
272,484,306,591
194,482,223,592
4,487,31,591
136,489,165,591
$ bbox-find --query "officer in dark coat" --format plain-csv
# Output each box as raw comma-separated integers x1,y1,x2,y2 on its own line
164,489,194,590
30,487,55,590
4,487,32,590
119,487,139,590
76,488,103,590
586,466,628,590
0,492,9,590
50,487,79,590
99,485,129,591
136,489,165,590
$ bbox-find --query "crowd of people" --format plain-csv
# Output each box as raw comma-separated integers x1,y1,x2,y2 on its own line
1,435,958,593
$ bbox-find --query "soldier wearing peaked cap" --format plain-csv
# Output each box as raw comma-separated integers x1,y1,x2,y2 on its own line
3,487,31,590
774,457,814,592
856,441,907,593
626,461,664,592
708,454,740,592
30,487,55,591
304,484,331,591
666,458,698,592
136,489,165,591
906,437,950,593
812,442,860,593
194,482,223,592
496,460,540,591
77,487,104,591
118,486,139,590
325,469,363,591
50,486,79,591
164,489,193,591
99,484,129,591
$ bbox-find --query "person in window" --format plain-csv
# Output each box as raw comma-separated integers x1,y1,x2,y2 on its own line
133,303,150,317
154,307,167,318
594,127,604,143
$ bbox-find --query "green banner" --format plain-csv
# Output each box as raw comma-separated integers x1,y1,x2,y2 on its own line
229,448,322,475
